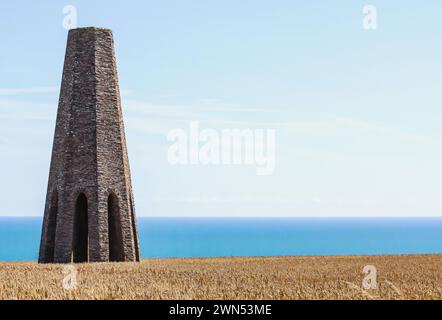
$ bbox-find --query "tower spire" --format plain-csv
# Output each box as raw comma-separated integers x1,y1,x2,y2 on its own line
39,27,140,263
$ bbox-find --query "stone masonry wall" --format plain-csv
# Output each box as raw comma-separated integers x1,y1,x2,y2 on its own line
38,27,140,263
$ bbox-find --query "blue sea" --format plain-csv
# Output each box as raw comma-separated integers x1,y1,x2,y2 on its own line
0,217,441,261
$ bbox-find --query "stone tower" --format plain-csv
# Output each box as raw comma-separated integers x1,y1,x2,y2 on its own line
38,27,140,263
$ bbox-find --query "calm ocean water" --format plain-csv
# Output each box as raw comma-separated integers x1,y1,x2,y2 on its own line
0,217,441,261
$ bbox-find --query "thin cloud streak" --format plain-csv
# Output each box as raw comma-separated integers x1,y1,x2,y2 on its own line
0,86,59,96
123,100,442,149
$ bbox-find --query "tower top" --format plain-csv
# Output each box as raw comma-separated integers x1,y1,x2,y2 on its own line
68,26,113,33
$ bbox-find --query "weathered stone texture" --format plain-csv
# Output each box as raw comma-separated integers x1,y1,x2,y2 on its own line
38,27,140,263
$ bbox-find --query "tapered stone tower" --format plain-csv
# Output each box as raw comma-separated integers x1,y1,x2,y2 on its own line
38,27,140,263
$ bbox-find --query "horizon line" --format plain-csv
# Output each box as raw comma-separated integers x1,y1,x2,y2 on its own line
1,215,442,219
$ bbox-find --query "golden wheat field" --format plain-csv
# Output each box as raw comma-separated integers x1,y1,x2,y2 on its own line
0,254,441,300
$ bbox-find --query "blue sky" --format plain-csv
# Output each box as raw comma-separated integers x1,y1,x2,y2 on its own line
1,1,442,217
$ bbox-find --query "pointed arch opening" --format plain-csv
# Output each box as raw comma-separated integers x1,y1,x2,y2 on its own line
44,190,58,262
73,193,88,262
108,193,124,261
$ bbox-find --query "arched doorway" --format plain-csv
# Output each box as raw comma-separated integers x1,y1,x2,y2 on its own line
108,193,124,261
73,193,88,262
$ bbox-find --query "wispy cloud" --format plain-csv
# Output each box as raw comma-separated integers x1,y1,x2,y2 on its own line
333,116,442,148
123,100,442,149
0,86,135,97
123,99,308,135
0,99,54,121
124,99,285,117
153,196,304,204
0,86,58,96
